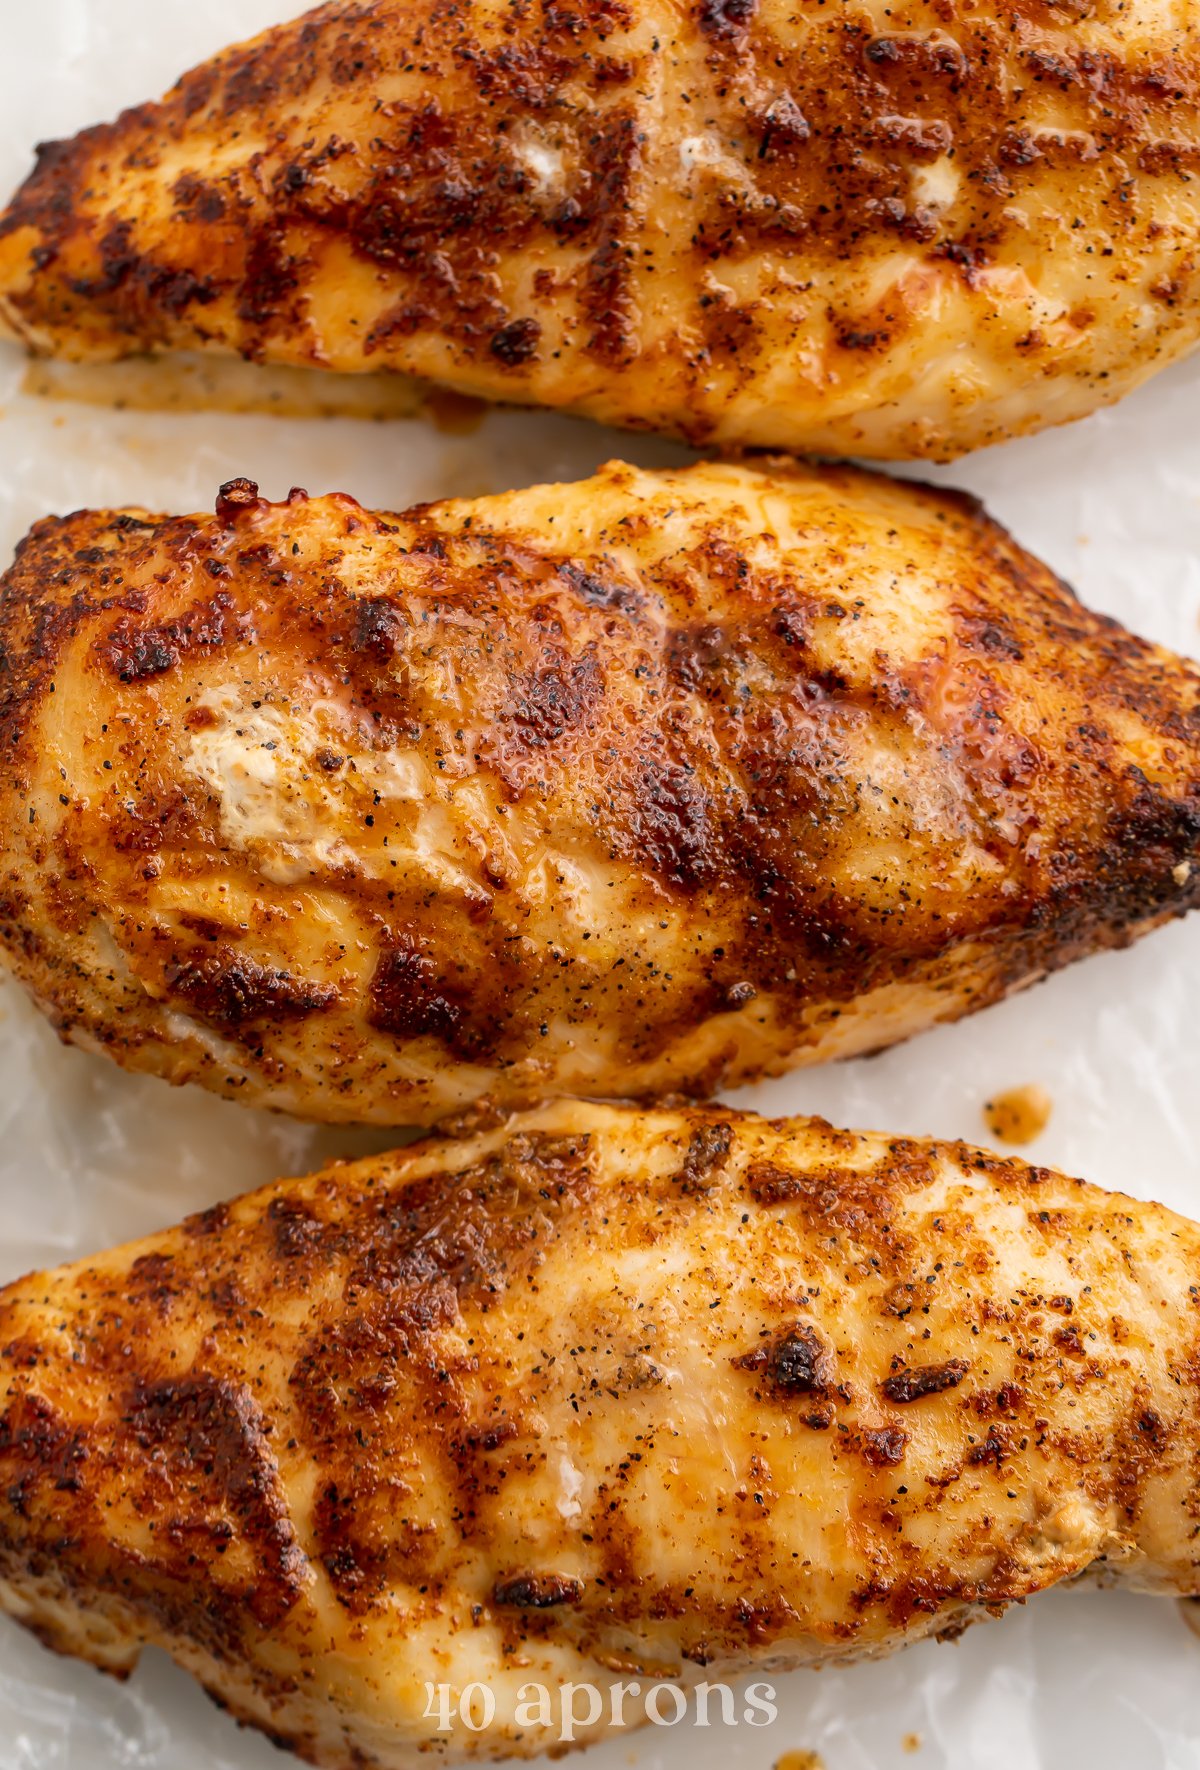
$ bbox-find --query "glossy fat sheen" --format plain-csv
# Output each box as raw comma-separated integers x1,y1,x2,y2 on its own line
1,1102,1200,1766
2,3,1200,457
2,458,1200,1126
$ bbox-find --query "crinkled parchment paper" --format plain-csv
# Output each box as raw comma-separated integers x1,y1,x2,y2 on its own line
3,4,1200,1767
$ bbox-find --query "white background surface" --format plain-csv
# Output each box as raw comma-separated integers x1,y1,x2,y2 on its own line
2,3,1200,1766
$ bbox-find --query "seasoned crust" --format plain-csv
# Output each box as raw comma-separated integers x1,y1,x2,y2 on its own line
0,1101,1199,1763
0,0,1199,456
0,458,1198,1125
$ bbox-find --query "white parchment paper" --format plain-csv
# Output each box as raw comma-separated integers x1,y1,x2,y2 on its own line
2,4,1200,1766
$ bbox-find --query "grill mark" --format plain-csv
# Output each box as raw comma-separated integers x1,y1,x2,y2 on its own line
581,110,642,364
127,1372,309,1628
167,947,339,1031
493,1572,584,1608
96,589,246,682
367,936,501,1062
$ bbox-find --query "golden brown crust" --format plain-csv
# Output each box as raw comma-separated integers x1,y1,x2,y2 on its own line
0,1100,1198,1764
0,457,1198,1125
1,0,1199,456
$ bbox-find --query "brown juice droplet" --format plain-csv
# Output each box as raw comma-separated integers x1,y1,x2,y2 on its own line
984,1084,1053,1146
775,1754,826,1770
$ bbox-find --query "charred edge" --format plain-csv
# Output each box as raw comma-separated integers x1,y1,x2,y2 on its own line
215,479,262,524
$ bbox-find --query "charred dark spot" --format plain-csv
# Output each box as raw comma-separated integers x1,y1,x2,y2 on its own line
733,1321,834,1397
351,597,407,661
493,1572,584,1608
744,1161,805,1206
489,317,541,365
935,239,991,275
859,1424,909,1468
185,1200,231,1237
773,609,809,649
103,627,178,682
865,33,966,79
458,1416,519,1454
268,1195,327,1261
699,0,758,37
172,172,227,223
959,615,1024,661
759,92,810,158
676,1121,732,1192
667,623,728,693
875,115,953,162
505,650,603,748
880,1359,970,1404
557,560,641,614
167,947,338,1032
881,1281,920,1319
967,1425,1009,1469
215,479,261,523
348,594,408,665
128,1251,177,1311
0,1392,87,1516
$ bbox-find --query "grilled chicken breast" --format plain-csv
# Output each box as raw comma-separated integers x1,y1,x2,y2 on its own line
2,457,1199,1126
1,1,1199,459
0,1100,1198,1765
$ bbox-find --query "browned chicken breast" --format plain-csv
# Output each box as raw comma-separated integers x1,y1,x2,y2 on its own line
0,1100,1198,1765
1,0,1198,458
1,458,1199,1126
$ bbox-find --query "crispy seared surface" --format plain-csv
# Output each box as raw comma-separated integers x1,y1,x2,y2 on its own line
1,458,1199,1125
1,0,1199,457
0,1101,1198,1765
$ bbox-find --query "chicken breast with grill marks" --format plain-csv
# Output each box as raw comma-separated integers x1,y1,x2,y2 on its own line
1,458,1199,1126
1,0,1199,458
0,1100,1199,1765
